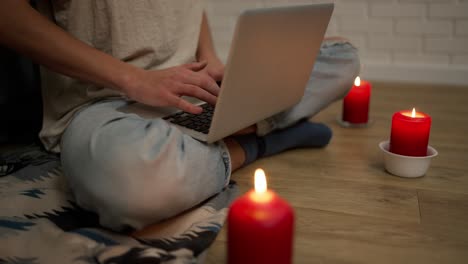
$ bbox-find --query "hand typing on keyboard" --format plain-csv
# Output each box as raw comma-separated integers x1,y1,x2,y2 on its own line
164,103,257,136
164,103,214,134
122,61,220,114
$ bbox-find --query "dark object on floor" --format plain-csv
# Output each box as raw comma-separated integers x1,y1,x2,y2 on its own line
0,46,43,145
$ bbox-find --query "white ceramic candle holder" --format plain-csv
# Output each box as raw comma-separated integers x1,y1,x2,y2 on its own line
336,116,374,128
378,141,438,178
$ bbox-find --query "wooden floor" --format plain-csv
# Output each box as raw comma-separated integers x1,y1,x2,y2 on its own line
204,82,468,264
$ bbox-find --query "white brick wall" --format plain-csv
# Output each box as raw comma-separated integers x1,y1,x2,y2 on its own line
205,0,468,86
371,3,425,17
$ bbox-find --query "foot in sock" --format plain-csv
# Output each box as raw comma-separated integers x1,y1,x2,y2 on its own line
233,120,332,166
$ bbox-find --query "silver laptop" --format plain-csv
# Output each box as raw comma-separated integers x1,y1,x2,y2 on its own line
120,3,334,143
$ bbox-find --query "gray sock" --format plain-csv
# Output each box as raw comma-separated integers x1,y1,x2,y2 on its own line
233,121,332,166
232,133,259,166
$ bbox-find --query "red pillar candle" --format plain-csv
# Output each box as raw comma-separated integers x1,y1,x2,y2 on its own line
342,76,372,124
390,108,431,156
228,169,294,264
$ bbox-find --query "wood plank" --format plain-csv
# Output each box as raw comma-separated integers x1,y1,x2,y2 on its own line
203,241,227,264
253,82,468,194
291,208,468,264
232,167,421,224
245,146,468,195
205,82,468,263
206,207,468,264
418,190,468,228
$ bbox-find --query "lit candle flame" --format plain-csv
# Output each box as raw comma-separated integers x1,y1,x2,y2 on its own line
412,108,416,118
254,169,267,193
354,76,361,87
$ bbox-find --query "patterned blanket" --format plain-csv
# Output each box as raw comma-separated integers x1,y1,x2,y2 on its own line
0,144,237,263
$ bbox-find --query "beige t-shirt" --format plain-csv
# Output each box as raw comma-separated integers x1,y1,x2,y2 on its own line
39,0,204,152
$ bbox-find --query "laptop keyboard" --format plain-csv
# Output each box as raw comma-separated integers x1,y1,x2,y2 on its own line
163,103,214,134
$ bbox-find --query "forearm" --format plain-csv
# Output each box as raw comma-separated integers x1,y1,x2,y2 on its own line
196,12,218,61
0,0,139,93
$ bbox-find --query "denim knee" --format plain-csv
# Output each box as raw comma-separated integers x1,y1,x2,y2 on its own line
66,133,182,230
318,40,361,98
61,109,229,230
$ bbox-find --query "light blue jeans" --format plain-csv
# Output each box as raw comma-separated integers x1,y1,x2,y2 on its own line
61,40,360,230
